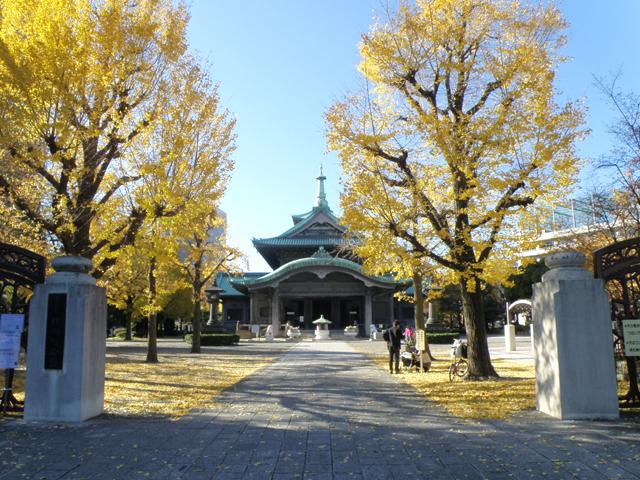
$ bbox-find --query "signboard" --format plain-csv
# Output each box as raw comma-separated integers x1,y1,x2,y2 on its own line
0,313,25,369
415,329,426,351
250,324,260,334
623,319,640,356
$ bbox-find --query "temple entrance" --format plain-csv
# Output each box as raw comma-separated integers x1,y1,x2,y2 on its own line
312,299,331,324
282,297,364,330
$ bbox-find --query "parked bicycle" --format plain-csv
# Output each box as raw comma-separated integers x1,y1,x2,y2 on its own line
448,338,468,381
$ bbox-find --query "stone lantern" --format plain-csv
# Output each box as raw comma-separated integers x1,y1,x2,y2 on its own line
204,286,224,328
312,314,332,340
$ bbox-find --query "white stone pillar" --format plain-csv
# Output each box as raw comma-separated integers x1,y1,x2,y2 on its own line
530,323,535,352
271,289,280,338
25,257,106,422
504,324,516,352
364,290,372,335
532,252,618,420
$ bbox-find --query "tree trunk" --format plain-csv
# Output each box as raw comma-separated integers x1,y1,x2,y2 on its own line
191,295,202,354
412,271,433,360
413,272,425,331
460,279,497,378
124,295,133,341
146,256,158,363
191,262,203,354
623,356,640,404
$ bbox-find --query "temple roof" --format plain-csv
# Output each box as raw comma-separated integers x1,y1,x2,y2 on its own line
252,168,350,269
215,271,268,297
232,247,400,292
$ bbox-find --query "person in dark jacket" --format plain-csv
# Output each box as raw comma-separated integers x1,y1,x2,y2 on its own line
384,320,404,374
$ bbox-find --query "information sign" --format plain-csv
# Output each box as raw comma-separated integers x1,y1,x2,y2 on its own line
250,324,260,334
0,314,24,369
623,319,640,356
415,329,426,351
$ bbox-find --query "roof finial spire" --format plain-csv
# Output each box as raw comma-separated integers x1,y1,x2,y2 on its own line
315,164,328,209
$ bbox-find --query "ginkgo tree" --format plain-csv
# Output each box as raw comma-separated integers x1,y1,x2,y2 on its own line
327,0,586,378
125,57,235,363
174,210,241,354
0,0,188,274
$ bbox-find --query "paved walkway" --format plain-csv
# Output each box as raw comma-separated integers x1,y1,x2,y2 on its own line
2,341,640,480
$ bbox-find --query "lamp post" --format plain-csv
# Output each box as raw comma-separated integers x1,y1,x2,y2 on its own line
204,286,223,327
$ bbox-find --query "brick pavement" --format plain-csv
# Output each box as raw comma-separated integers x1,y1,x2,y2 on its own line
1,340,640,479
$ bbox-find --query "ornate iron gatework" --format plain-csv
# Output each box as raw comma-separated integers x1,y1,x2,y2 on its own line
0,242,46,414
594,237,640,405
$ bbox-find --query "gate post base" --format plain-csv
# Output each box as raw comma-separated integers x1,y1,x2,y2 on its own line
25,257,106,422
532,252,618,420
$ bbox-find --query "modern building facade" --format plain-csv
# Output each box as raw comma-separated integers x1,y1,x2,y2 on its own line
215,171,413,336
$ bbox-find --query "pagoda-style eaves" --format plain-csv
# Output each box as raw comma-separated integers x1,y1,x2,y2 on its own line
233,247,400,293
252,169,353,270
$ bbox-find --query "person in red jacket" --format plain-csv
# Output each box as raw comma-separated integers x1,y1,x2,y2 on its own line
383,320,404,374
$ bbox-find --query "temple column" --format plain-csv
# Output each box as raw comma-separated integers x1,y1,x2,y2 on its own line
303,299,312,329
249,293,255,324
331,298,340,328
364,290,373,335
271,289,281,337
389,295,395,322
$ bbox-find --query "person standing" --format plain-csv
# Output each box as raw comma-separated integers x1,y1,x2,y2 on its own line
384,320,404,374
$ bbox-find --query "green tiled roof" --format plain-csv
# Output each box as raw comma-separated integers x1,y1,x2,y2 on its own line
279,206,344,239
252,237,345,247
233,248,399,290
215,272,267,297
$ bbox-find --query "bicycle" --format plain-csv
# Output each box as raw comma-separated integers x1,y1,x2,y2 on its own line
448,339,468,381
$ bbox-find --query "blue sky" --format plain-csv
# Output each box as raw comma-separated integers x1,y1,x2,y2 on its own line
187,1,640,271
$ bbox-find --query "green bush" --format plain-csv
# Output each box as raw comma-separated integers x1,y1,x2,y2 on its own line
183,333,240,346
426,332,460,344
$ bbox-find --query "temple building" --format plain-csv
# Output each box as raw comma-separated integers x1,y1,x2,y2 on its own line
215,170,413,336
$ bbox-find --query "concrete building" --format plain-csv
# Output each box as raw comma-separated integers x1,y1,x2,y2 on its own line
214,171,414,336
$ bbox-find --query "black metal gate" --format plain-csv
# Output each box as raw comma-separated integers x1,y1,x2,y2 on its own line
0,242,46,413
594,237,640,406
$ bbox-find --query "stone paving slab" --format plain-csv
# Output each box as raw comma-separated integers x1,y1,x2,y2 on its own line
1,340,640,479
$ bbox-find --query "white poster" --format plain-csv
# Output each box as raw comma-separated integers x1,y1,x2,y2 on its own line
0,313,24,333
415,329,426,351
622,319,640,357
0,313,24,369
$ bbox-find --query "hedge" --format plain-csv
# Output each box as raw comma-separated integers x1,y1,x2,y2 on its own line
184,333,240,346
426,332,460,344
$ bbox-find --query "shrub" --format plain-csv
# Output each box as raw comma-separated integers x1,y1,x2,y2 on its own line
426,332,460,344
184,333,240,346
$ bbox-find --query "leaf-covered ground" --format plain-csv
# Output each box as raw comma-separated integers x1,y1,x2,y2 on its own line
394,359,536,420
351,343,537,420
355,344,640,420
7,349,276,418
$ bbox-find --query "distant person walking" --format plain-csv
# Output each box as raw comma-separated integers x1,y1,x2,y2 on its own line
383,320,404,374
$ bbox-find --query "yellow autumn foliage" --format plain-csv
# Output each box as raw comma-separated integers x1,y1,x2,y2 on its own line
326,0,587,377
8,347,276,418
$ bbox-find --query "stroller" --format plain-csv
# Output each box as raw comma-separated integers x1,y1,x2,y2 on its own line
400,347,430,372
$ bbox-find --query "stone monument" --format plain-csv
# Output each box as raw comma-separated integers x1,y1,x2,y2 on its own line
25,256,107,422
532,251,618,420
